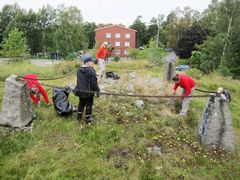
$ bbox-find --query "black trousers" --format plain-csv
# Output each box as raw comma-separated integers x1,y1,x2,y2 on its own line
78,97,94,118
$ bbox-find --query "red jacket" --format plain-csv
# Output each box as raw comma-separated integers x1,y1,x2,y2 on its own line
96,47,109,59
23,74,50,104
173,74,196,97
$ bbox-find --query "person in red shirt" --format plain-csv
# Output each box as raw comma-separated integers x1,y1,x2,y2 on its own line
96,42,110,79
172,74,196,116
23,74,50,107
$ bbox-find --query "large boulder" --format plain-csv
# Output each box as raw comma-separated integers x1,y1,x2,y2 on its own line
199,95,235,152
0,75,36,128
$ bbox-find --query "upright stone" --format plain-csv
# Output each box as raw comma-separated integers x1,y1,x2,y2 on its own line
199,95,235,152
164,62,175,82
0,75,36,128
221,100,235,152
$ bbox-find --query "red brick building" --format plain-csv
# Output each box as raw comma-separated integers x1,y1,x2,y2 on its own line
95,25,137,57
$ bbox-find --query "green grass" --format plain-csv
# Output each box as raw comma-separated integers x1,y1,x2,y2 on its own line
0,60,240,179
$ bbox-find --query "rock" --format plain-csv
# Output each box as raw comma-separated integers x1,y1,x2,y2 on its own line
147,145,162,156
129,71,137,79
0,75,36,128
199,95,235,152
104,78,114,85
164,62,175,82
167,52,177,63
135,100,144,109
149,78,161,86
126,83,135,93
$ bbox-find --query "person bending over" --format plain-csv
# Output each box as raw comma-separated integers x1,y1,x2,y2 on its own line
23,74,50,107
172,74,196,116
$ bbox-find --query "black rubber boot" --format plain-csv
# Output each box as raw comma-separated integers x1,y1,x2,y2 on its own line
85,115,94,124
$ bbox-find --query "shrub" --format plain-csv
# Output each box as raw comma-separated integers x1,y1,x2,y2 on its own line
186,68,203,80
2,28,28,58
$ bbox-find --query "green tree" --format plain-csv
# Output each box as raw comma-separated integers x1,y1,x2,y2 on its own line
177,23,209,59
83,22,96,49
37,5,56,55
54,6,87,58
2,28,28,58
5,9,42,54
162,7,200,50
130,16,148,47
146,18,158,43
0,4,21,45
195,0,240,78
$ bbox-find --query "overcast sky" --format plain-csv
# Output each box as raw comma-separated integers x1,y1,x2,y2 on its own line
0,0,212,25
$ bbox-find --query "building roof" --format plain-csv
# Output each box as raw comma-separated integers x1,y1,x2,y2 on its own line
95,24,137,32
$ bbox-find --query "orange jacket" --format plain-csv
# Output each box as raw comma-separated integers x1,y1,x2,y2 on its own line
96,47,109,59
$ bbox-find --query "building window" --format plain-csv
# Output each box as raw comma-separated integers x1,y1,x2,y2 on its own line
124,50,128,55
115,42,120,47
114,49,121,55
115,33,121,38
125,33,130,38
125,42,130,47
106,33,111,38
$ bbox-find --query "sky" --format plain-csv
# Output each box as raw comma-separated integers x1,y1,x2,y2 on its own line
0,0,212,25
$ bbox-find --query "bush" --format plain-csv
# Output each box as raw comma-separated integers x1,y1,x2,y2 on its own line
128,48,148,60
186,68,203,80
2,28,29,58
128,39,166,64
54,61,79,75
147,39,165,65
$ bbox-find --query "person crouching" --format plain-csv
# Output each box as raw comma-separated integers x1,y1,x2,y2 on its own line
74,56,100,124
23,74,51,107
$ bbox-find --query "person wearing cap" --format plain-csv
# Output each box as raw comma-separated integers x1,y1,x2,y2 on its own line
172,74,196,116
96,42,109,79
74,55,100,124
217,87,231,102
23,74,50,107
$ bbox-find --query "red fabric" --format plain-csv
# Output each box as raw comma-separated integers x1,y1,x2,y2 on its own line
105,49,111,57
173,74,196,97
96,47,108,59
23,74,50,104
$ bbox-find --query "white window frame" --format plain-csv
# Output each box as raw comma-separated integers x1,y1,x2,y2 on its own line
125,42,130,47
106,33,111,38
115,42,121,47
114,49,121,55
125,33,130,38
124,50,128,55
115,33,121,38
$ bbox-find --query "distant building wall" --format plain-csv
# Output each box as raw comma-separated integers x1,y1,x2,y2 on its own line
95,25,136,57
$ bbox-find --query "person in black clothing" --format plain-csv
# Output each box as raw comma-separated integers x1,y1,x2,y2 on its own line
74,55,100,124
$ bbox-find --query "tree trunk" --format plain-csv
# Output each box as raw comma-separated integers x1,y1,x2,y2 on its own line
222,3,237,57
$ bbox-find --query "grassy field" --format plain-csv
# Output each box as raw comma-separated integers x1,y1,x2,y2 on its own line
0,60,240,179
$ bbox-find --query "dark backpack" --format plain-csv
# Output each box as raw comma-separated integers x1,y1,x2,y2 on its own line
105,72,120,80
